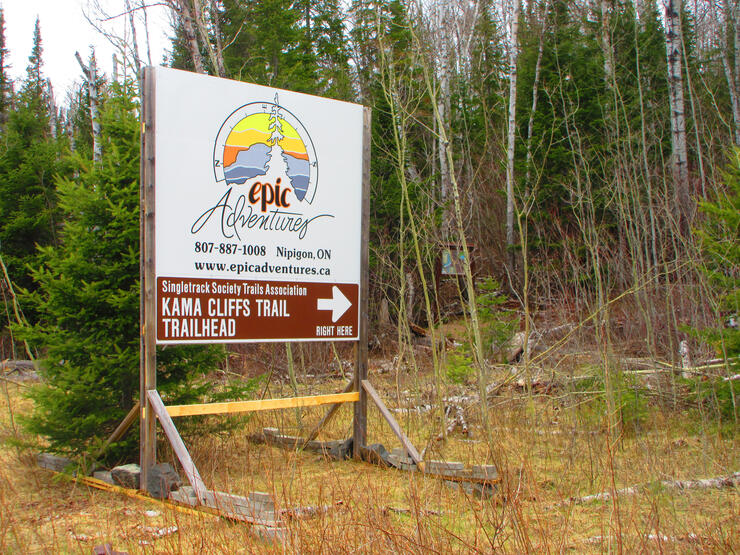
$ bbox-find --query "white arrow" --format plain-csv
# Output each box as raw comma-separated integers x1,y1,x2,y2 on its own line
317,286,352,323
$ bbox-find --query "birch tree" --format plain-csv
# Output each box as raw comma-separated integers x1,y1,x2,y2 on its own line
75,50,102,163
664,0,691,231
505,0,521,272
169,0,206,74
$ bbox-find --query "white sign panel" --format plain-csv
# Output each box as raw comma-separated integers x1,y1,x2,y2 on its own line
152,67,364,344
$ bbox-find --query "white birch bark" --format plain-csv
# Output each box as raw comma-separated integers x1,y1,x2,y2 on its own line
601,0,614,87
46,79,57,138
210,0,226,77
663,0,691,229
76,50,101,163
505,0,521,270
124,0,143,92
66,108,75,152
172,0,205,74
721,49,740,145
525,0,549,191
434,3,452,226
734,1,740,103
192,0,226,77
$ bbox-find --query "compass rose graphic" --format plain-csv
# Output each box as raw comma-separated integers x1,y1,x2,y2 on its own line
213,94,318,204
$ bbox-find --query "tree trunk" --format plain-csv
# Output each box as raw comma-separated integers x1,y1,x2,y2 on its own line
76,50,101,163
175,0,205,74
437,8,452,235
601,0,614,87
525,0,549,192
664,0,691,232
505,0,521,272
722,0,740,145
210,0,226,77
125,0,143,90
192,0,226,77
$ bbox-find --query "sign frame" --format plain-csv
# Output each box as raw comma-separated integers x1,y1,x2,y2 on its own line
139,67,371,493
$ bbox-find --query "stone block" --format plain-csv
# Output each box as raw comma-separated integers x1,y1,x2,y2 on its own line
361,443,391,467
389,447,414,465
37,452,74,473
328,438,352,460
387,455,417,472
92,470,115,485
147,463,182,499
111,464,140,489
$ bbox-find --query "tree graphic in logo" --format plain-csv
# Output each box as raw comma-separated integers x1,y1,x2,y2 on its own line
213,94,318,203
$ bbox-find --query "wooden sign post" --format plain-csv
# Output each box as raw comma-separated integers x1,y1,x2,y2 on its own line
139,66,370,494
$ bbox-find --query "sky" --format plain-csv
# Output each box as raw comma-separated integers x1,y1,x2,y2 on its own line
2,0,171,104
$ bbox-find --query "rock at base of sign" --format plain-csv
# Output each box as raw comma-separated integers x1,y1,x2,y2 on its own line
111,464,141,489
37,452,75,473
328,437,353,460
361,443,391,467
388,448,418,471
93,470,115,485
147,463,182,499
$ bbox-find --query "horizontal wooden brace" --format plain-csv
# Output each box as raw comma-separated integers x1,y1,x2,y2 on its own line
166,392,360,418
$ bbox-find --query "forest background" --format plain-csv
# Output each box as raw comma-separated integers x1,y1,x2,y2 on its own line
0,0,738,548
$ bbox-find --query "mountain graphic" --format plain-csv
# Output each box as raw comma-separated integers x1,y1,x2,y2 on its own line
222,109,311,198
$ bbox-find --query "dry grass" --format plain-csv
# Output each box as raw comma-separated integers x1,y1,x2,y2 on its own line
1,361,738,554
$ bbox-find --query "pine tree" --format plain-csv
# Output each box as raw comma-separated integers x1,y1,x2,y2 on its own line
20,82,223,460
697,150,740,361
0,7,11,132
218,0,306,90
296,0,353,99
26,18,44,101
0,18,68,306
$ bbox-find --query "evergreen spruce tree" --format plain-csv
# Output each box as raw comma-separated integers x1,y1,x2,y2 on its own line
698,150,740,361
0,18,67,306
0,7,11,132
516,0,605,241
218,0,307,90
26,18,44,101
296,0,353,99
21,82,222,461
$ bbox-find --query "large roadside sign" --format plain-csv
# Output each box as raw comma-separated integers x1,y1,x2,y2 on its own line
151,67,364,344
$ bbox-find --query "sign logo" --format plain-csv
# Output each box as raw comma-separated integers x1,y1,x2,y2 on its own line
213,94,318,205
193,94,328,241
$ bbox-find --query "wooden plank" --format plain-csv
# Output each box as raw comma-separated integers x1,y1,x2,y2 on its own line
139,66,157,491
353,107,371,457
166,392,360,418
304,380,354,445
90,402,140,464
361,380,422,465
147,389,207,503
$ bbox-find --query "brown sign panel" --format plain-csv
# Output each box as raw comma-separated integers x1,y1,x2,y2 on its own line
157,277,359,343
